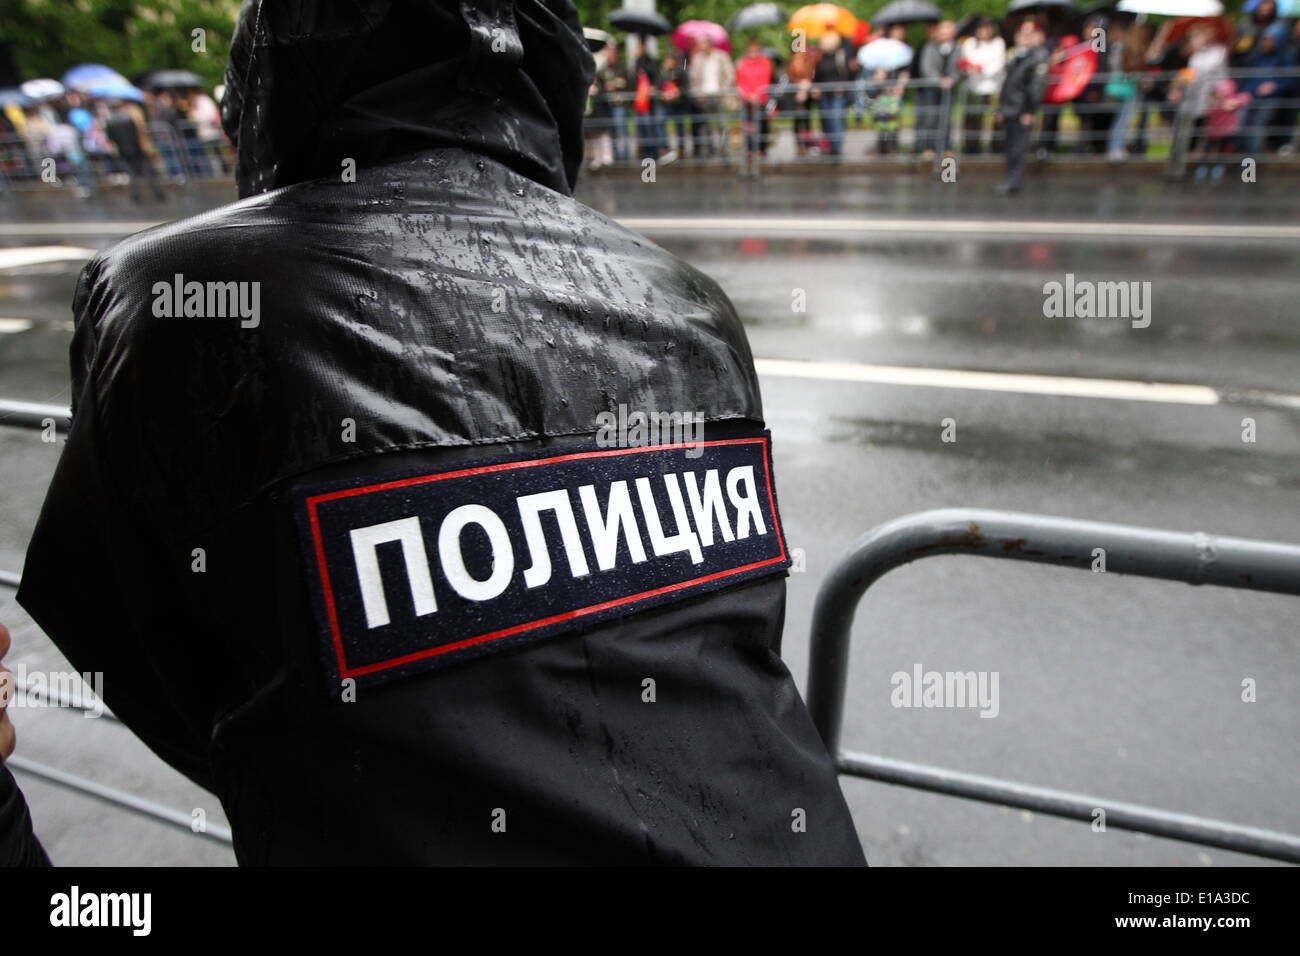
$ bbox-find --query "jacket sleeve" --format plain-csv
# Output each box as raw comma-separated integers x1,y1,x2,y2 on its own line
17,264,215,793
0,765,51,866
919,43,940,78
1028,54,1049,109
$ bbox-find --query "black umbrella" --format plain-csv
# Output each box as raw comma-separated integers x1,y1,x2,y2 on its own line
139,69,205,90
872,0,942,25
608,8,672,36
1076,1,1137,21
1006,0,1076,12
727,3,787,32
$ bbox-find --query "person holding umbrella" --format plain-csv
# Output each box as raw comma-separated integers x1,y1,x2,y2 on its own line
916,19,961,158
813,30,856,157
659,47,692,159
630,36,664,161
960,18,1006,154
687,34,735,157
882,22,916,82
996,17,1050,194
1239,22,1296,154
104,95,165,202
599,38,631,162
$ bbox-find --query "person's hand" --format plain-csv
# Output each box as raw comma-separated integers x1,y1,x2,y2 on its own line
1259,81,1277,97
0,623,15,761
1020,113,1034,126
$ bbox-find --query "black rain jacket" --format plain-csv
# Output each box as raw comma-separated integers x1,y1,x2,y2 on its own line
998,42,1050,118
18,0,865,866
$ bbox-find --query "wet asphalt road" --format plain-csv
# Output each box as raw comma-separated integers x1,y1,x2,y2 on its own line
0,173,1296,866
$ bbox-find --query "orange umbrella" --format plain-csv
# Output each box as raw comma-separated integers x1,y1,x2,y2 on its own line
789,4,859,39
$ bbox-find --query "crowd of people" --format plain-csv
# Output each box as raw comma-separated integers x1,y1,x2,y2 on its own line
0,80,229,200
4,5,1299,198
583,3,1300,168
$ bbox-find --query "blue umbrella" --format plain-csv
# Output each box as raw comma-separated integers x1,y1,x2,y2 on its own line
1244,0,1298,12
0,87,34,108
61,63,128,90
80,78,145,102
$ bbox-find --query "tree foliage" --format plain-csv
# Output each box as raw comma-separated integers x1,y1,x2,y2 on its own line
0,0,239,88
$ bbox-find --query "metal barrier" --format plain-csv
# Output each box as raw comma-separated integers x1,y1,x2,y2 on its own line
807,508,1300,863
0,119,233,194
0,398,71,433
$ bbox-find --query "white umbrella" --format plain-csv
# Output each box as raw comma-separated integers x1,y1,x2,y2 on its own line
20,78,64,101
1115,0,1224,16
857,38,914,71
583,26,613,52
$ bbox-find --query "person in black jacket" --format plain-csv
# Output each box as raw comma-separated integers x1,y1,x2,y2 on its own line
996,18,1050,195
17,0,865,866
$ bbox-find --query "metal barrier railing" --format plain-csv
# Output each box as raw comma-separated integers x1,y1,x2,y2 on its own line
807,508,1300,863
0,120,233,194
0,398,71,433
6,755,233,845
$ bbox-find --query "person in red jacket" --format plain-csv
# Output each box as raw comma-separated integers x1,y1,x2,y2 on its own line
736,38,774,159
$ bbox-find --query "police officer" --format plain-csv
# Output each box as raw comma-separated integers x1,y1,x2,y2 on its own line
995,18,1050,196
18,0,865,866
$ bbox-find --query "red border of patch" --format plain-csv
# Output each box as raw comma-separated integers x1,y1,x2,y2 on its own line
305,437,786,680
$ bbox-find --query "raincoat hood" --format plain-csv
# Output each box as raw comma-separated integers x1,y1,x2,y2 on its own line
221,0,594,198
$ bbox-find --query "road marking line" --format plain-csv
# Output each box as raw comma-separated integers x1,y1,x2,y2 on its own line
755,357,1223,405
0,245,97,269
0,318,34,333
621,216,1300,241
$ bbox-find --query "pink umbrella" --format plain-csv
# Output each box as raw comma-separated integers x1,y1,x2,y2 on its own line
671,20,731,53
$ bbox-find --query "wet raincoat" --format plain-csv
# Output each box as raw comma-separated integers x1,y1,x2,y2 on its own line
18,0,864,865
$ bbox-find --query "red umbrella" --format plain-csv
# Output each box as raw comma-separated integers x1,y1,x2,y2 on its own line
1044,36,1098,104
672,20,731,53
1164,15,1233,46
